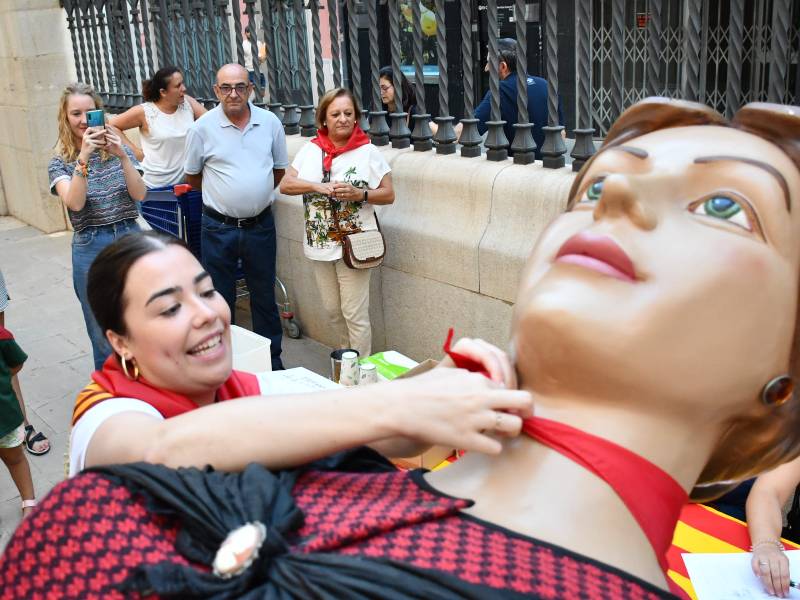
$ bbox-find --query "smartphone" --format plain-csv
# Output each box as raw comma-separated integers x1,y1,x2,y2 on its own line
86,109,105,128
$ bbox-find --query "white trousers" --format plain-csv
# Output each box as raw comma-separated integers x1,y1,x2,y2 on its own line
311,259,372,358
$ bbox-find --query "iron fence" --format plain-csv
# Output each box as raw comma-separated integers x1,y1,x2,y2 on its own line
60,0,800,169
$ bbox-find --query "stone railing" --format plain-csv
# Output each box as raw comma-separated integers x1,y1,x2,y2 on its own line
273,134,575,360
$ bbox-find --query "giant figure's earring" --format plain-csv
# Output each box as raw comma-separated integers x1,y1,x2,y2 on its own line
761,375,794,406
120,355,140,381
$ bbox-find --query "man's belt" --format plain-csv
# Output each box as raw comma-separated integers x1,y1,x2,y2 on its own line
202,204,271,228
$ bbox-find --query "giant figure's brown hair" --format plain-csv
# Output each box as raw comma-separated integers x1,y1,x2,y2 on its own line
569,98,800,501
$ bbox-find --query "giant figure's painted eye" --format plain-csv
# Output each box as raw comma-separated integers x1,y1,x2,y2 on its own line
585,180,604,201
691,196,750,230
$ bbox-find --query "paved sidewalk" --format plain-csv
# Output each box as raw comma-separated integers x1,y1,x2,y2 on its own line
0,216,331,551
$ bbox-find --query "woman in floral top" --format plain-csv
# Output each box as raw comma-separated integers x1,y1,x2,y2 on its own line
48,82,146,370
280,88,394,357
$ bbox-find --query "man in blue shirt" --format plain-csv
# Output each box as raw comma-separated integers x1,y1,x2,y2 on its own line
474,38,563,159
185,64,288,370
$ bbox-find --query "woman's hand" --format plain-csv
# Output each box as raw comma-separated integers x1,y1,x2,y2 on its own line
438,337,517,389
331,181,362,202
315,182,336,196
104,125,126,159
752,544,791,597
79,126,106,162
383,367,533,455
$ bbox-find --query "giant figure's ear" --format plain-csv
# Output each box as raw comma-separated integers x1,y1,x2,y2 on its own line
567,98,727,206
692,103,800,502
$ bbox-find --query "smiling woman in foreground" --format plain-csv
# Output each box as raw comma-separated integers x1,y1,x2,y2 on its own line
65,231,529,477
2,98,800,599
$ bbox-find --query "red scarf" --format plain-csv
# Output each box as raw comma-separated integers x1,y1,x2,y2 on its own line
443,328,688,578
0,326,13,341
311,126,371,172
73,355,261,425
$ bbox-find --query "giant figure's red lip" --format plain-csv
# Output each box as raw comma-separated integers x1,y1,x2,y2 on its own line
554,232,637,282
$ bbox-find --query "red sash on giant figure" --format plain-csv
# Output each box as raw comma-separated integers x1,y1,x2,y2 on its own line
72,355,261,425
443,328,688,588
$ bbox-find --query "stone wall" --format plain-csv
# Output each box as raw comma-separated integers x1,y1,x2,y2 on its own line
0,0,74,232
274,136,575,361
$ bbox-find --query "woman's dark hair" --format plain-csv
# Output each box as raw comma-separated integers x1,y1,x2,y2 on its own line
88,231,188,337
378,66,417,114
142,66,181,102
315,88,362,129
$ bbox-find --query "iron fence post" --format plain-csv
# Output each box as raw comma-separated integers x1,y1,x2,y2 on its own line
295,0,316,136
346,0,370,131
768,0,792,103
367,0,389,144
484,0,508,161
410,0,432,151
278,0,300,133
540,0,566,169
387,0,411,148
683,0,702,101
260,0,283,114
309,0,326,103
510,0,536,164
431,0,456,154
646,0,663,96
725,0,744,118
458,0,481,157
328,0,343,87
571,0,595,171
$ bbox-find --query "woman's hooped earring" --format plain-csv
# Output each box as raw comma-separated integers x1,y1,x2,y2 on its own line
761,375,794,406
120,355,140,381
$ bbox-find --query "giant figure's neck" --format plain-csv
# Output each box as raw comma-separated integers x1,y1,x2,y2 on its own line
425,392,720,589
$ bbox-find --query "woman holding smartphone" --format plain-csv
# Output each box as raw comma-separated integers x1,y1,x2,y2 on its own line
48,82,146,370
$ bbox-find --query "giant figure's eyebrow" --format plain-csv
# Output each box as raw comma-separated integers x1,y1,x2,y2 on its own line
693,155,791,212
145,272,211,306
612,146,649,159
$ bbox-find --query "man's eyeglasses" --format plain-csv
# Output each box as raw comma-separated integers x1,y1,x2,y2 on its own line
379,84,393,92
218,83,249,96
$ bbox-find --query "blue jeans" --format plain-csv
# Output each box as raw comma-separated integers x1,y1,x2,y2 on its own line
72,219,141,370
201,209,283,370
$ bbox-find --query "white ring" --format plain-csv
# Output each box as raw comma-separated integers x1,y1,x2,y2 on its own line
495,412,503,430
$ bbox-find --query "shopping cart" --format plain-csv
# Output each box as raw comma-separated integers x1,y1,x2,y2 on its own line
140,185,301,338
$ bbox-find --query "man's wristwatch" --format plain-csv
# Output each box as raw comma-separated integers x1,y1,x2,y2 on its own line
363,190,369,203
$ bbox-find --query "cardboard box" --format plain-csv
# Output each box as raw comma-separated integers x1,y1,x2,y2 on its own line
390,357,458,470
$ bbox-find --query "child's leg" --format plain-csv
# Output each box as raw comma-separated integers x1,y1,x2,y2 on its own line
0,444,35,514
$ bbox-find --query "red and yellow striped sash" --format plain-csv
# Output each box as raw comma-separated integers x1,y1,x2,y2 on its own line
72,380,114,426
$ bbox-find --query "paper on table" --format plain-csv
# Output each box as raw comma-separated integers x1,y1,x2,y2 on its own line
257,367,341,395
684,551,800,599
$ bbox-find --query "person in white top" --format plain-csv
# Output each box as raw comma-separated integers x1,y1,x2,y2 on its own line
280,88,394,357
243,27,267,88
109,66,206,189
68,230,531,477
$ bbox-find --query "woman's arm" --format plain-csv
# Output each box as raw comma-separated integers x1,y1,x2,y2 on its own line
329,173,394,206
106,126,146,202
117,129,144,162
279,166,334,196
109,106,146,160
54,127,106,212
185,95,207,120
746,457,800,597
108,105,146,134
84,365,532,472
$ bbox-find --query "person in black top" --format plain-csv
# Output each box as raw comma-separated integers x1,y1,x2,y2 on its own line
379,66,419,126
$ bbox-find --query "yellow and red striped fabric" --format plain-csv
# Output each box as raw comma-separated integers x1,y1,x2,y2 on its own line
668,503,800,599
72,380,114,426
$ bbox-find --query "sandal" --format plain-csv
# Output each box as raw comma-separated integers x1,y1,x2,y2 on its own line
21,499,37,516
23,424,50,456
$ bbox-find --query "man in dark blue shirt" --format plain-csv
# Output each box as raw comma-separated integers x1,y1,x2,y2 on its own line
473,38,563,160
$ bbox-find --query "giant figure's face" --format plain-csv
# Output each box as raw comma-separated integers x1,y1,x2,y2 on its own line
513,125,800,418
